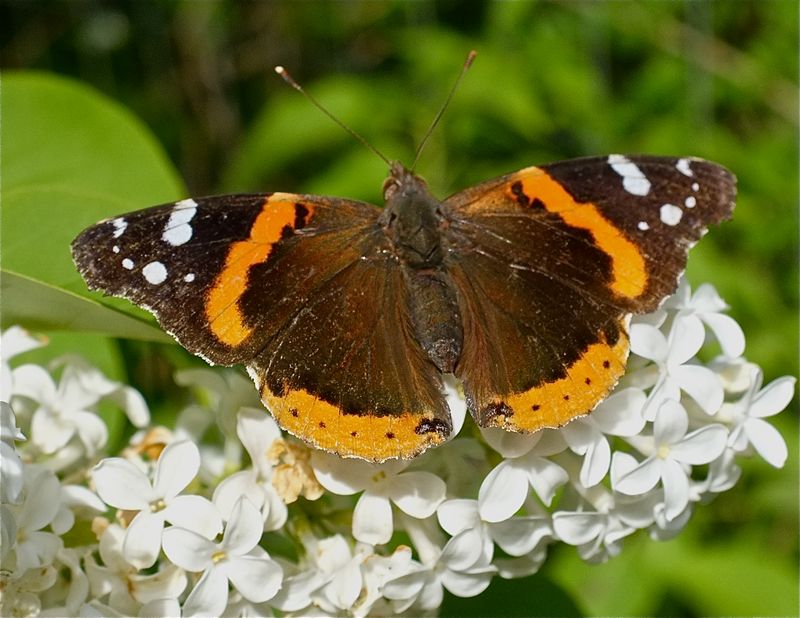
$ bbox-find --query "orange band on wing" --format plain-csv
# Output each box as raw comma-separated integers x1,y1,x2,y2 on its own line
262,386,448,462
484,323,629,432
515,168,647,299
206,195,313,346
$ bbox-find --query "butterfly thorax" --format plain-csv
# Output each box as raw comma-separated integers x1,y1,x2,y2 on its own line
380,162,463,373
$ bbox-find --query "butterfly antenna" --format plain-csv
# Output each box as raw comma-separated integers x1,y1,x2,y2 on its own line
275,66,391,167
411,50,477,172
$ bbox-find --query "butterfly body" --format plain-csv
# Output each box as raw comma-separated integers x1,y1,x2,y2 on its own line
72,155,735,461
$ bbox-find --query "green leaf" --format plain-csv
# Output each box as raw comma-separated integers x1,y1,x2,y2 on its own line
1,71,184,337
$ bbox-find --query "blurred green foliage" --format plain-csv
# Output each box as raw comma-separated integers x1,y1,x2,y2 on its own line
2,1,797,616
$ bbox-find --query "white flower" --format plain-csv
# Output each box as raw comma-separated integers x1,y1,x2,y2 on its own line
1,401,26,504
363,545,428,615
0,564,57,617
665,280,745,358
8,465,64,573
630,315,724,419
163,497,283,617
612,399,728,520
85,523,187,616
92,439,222,568
212,408,287,530
38,548,90,617
312,452,446,545
11,363,109,456
1,326,46,396
438,498,552,561
301,534,368,613
51,484,106,536
560,388,647,487
478,429,568,522
718,365,794,467
552,486,658,563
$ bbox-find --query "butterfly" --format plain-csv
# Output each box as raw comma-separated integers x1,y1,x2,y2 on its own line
72,151,735,461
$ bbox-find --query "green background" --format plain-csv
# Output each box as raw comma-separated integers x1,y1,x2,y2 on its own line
2,1,797,616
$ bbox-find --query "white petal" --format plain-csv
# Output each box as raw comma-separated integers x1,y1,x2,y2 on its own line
212,470,264,520
440,566,495,597
654,399,688,445
481,427,538,458
750,376,796,418
262,485,289,531
352,491,393,545
661,458,690,521
673,365,724,414
641,375,681,421
440,529,483,571
437,499,480,536
560,419,595,454
670,424,728,464
19,467,60,530
744,418,788,467
0,442,24,503
3,326,45,358
326,558,362,609
153,440,200,500
130,563,187,604
92,458,153,509
580,435,611,487
31,408,74,453
270,569,326,612
313,534,353,573
491,516,551,556
691,283,727,312
162,526,215,571
164,495,222,539
182,567,228,618
630,323,668,361
666,314,706,366
221,497,263,555
382,569,427,601
236,408,281,464
524,456,568,506
310,451,374,494
73,410,108,454
138,598,181,618
443,373,467,438
224,555,283,602
614,456,662,495
701,313,745,358
388,471,446,518
10,364,55,401
591,388,647,435
552,512,606,545
122,512,164,569
478,461,528,522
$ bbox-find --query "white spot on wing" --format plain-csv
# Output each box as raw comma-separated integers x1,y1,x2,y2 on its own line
684,196,697,208
692,182,700,192
637,221,650,231
676,158,694,177
112,218,127,238
184,273,195,282
112,245,120,253
143,261,168,285
163,199,198,247
122,258,134,270
660,203,683,226
608,154,651,196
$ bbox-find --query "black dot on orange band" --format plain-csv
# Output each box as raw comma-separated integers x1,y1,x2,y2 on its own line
585,377,592,385
318,421,326,428
386,432,395,439
290,408,299,417
532,404,541,411
603,360,611,369
530,197,546,210
563,394,570,401
350,431,357,437
510,180,530,207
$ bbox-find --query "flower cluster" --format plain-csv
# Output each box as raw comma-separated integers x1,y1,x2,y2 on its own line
0,281,794,616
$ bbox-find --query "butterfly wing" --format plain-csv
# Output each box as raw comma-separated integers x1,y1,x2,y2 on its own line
72,193,451,460
442,155,735,432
